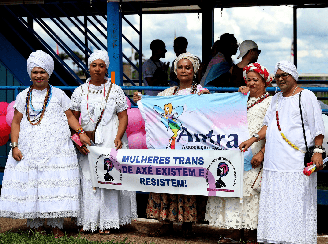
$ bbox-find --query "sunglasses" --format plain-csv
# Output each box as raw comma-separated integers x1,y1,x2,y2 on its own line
274,73,290,79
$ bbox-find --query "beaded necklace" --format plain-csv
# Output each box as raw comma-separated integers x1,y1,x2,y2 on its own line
247,92,269,110
86,81,106,123
275,92,305,153
26,84,51,125
173,83,198,95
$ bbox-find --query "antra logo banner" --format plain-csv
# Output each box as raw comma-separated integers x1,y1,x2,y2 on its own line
138,92,249,150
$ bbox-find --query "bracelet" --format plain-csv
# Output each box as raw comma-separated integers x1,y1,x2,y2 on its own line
76,127,85,135
313,148,325,154
260,150,264,155
10,142,18,149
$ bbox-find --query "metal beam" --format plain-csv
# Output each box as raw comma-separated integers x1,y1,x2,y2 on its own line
293,6,297,67
107,2,123,85
201,5,214,64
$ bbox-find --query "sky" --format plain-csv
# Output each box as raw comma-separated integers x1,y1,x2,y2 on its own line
33,5,328,76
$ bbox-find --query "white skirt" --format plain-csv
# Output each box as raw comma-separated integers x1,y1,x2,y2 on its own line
0,153,80,219
257,169,317,244
205,168,261,230
77,174,137,232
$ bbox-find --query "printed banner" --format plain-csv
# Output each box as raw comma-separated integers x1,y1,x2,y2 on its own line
88,147,244,197
137,92,249,150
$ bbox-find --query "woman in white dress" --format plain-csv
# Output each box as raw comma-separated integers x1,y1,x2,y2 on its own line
239,60,324,244
0,50,90,237
71,50,137,234
205,63,273,243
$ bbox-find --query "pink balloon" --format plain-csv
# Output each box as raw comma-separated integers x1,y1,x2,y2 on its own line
0,134,9,146
126,96,132,109
128,131,147,149
7,101,15,112
6,102,15,127
127,108,145,135
0,116,11,136
0,102,8,116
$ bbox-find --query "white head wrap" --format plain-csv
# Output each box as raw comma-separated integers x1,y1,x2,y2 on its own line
88,50,110,68
274,60,298,81
27,50,54,78
174,52,200,77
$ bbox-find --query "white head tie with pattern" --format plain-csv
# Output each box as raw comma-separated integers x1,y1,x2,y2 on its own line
88,50,110,69
243,62,273,86
27,50,54,78
274,60,298,81
174,52,200,76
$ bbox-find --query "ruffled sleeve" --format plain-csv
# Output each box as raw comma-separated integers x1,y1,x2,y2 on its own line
113,85,128,113
56,88,72,112
14,89,27,114
71,86,83,112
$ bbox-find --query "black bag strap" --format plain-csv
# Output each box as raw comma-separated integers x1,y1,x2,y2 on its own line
299,91,309,151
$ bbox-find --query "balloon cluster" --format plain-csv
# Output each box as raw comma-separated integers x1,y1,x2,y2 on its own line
0,101,14,146
126,97,147,149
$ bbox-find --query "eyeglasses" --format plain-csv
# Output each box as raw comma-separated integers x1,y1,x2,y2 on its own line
274,73,290,79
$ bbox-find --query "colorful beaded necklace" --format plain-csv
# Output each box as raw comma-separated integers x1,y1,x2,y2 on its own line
275,91,305,153
247,92,269,110
26,84,51,125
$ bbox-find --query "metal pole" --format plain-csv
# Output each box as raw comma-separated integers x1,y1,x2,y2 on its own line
139,3,142,86
293,6,297,67
201,5,214,64
84,14,88,74
107,2,123,86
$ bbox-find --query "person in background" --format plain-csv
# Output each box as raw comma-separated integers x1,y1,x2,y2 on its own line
71,50,137,235
206,62,272,243
170,36,188,84
142,39,170,96
200,33,238,88
239,60,324,244
0,50,90,238
230,40,261,87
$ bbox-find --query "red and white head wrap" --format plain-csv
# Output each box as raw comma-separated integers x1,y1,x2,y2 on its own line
243,62,273,86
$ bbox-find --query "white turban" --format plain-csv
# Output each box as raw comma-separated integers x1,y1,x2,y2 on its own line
274,60,298,81
174,52,200,77
27,50,54,78
88,50,110,68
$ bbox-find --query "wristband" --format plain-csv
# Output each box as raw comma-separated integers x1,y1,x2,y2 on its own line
10,142,18,149
313,148,325,154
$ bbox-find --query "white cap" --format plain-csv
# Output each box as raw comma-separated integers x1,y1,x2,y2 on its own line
237,40,258,59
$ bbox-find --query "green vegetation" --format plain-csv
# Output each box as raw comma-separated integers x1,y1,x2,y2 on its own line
0,230,139,244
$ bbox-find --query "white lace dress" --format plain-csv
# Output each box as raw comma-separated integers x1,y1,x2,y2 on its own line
205,95,272,230
71,79,137,232
0,87,79,229
257,90,324,244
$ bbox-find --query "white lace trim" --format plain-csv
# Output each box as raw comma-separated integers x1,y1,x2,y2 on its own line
27,218,64,229
1,194,79,203
5,160,79,172
77,215,137,232
1,210,78,219
2,178,80,190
